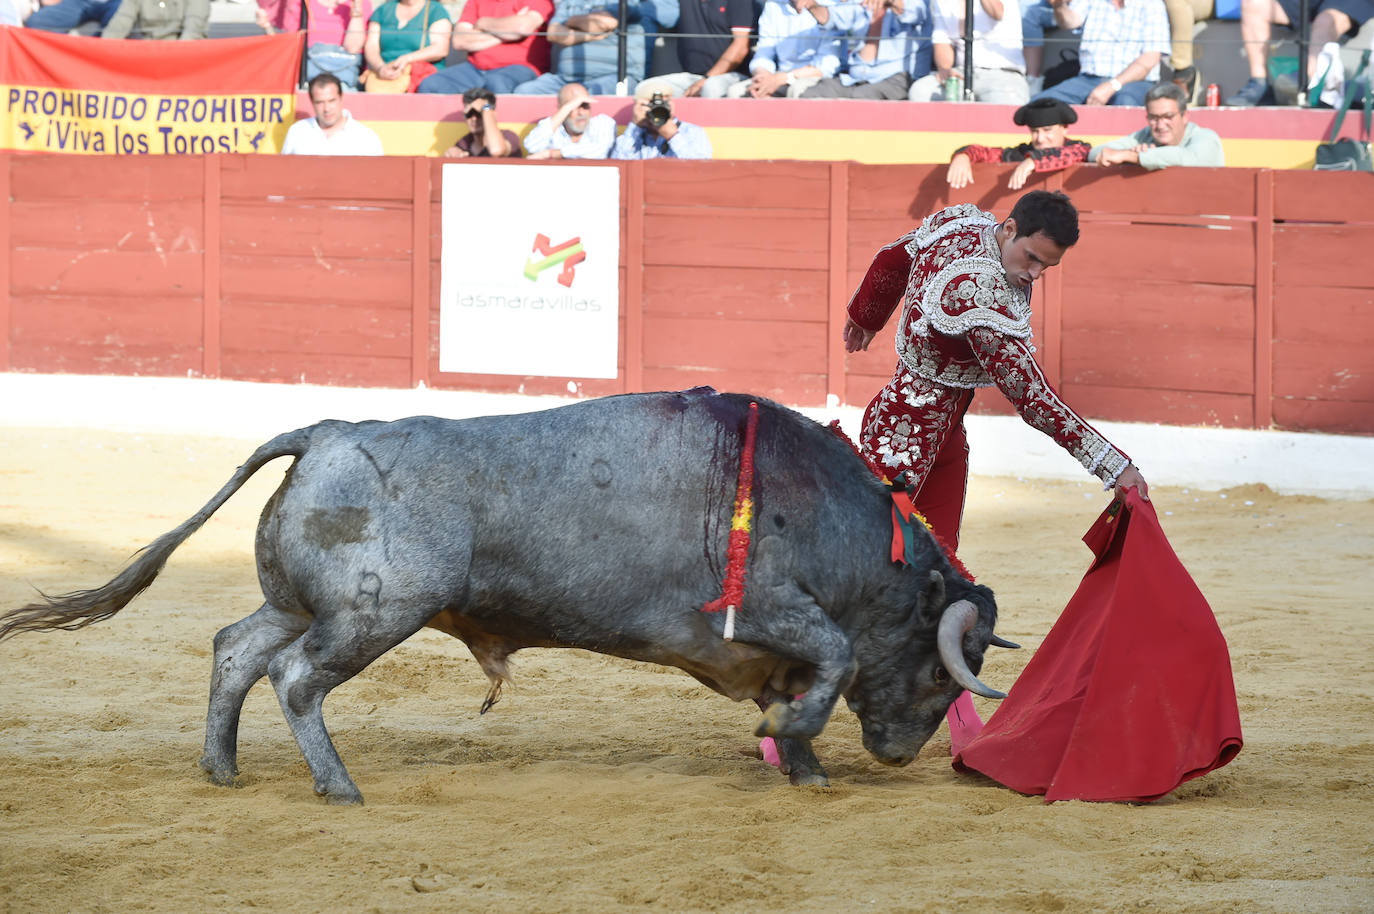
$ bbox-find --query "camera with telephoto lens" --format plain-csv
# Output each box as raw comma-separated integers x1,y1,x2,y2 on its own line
646,93,672,128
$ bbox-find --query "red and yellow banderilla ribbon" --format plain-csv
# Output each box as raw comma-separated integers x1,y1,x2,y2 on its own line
701,401,760,640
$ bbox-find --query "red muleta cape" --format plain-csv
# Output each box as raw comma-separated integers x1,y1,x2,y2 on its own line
953,490,1243,803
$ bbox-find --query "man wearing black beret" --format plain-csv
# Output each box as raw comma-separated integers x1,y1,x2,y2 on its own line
945,97,1091,190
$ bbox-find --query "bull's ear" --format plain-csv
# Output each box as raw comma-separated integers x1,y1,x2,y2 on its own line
921,569,945,622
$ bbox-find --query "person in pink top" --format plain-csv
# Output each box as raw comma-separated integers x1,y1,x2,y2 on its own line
257,0,375,89
416,0,555,94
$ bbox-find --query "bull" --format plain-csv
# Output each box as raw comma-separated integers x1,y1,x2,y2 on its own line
0,388,1010,804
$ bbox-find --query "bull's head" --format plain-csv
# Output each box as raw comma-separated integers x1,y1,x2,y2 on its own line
845,569,1007,766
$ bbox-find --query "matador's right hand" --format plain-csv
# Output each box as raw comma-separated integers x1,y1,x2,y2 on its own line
843,318,876,353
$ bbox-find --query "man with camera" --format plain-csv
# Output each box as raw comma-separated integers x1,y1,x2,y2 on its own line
610,84,713,160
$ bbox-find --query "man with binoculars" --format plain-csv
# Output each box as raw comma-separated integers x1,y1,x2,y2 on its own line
610,83,713,160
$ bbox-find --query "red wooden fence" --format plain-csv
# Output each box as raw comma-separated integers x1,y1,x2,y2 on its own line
2,154,1370,434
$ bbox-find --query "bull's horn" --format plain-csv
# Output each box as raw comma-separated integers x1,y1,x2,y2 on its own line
936,600,1007,700
989,634,1021,650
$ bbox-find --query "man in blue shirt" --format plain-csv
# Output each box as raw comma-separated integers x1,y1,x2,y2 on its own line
512,0,680,95
802,0,933,99
24,0,120,34
611,82,713,158
727,0,850,98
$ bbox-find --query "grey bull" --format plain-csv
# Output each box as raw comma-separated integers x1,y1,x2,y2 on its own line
0,388,1010,804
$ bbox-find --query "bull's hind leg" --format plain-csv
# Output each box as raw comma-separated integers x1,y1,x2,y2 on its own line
199,602,309,786
265,602,439,805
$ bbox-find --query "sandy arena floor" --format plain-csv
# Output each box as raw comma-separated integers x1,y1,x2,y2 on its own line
1,425,1371,913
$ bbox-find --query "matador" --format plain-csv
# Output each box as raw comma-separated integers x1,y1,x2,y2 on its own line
842,191,1149,751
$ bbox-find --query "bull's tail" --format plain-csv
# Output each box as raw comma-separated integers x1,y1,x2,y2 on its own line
0,427,314,642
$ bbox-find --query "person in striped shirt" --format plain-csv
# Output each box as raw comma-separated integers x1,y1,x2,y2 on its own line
1030,0,1172,107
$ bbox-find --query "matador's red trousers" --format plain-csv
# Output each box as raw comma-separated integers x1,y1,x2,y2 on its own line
860,381,974,553
913,418,970,553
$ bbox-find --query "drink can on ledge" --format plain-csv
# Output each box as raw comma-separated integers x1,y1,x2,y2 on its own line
1205,83,1220,107
944,75,962,101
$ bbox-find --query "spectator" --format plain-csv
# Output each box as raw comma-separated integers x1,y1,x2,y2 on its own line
633,0,754,97
524,83,618,158
946,97,1090,189
445,87,525,157
1030,0,1171,106
282,73,386,155
416,0,554,93
24,0,118,34
257,0,374,90
512,0,680,96
101,0,209,38
726,0,847,98
611,83,713,158
1091,81,1223,166
1019,0,1071,93
1224,0,1372,106
362,0,452,91
908,0,1030,104
1162,0,1212,102
803,0,932,99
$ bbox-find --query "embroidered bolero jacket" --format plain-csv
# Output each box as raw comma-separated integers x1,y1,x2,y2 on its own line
846,204,1131,488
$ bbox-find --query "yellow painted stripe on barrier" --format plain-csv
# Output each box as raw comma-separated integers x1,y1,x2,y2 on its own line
366,121,1319,170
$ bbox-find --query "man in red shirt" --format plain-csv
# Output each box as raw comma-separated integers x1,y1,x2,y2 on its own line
946,98,1090,190
417,0,555,93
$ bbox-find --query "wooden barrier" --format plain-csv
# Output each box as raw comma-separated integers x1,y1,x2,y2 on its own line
1,153,1370,434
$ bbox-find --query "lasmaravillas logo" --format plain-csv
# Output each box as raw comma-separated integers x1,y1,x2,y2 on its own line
524,234,586,288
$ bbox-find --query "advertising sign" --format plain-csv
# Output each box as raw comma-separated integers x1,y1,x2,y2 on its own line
438,163,621,379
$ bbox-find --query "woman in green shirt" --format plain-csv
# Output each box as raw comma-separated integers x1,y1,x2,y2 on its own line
363,0,452,88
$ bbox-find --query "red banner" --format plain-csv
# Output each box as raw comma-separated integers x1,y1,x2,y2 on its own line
1,29,303,155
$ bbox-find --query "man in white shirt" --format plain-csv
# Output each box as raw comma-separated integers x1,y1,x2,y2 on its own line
281,74,385,157
524,82,617,159
908,0,1030,104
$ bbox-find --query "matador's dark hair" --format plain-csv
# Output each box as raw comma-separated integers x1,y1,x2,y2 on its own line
1009,190,1079,248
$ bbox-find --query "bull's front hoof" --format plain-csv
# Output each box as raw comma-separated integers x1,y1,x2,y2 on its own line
754,703,794,738
198,755,239,787
788,768,831,788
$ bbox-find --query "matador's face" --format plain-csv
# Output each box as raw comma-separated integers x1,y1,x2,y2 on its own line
997,224,1068,290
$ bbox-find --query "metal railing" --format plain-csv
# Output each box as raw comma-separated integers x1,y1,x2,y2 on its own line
329,0,1325,105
